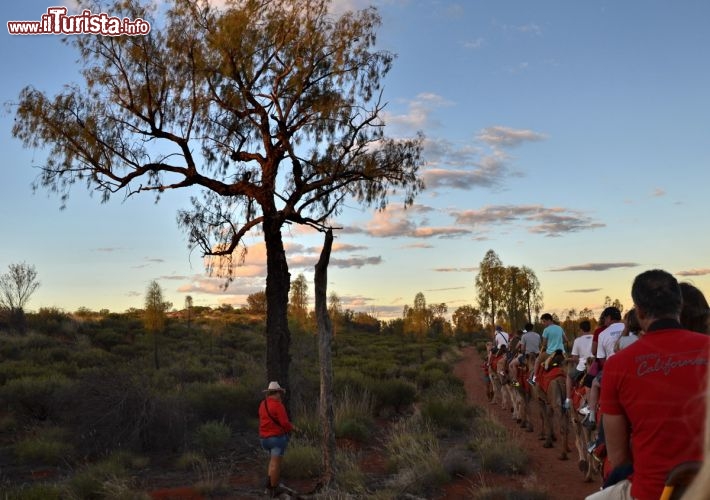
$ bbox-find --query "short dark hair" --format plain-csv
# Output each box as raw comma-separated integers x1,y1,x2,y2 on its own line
631,269,682,319
602,306,622,321
680,282,710,334
579,320,591,332
525,322,534,331
540,313,553,321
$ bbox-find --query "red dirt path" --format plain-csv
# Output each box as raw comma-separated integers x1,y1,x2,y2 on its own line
449,346,601,499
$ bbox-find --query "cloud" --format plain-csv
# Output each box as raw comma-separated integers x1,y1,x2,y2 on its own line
452,205,605,237
433,267,477,273
566,288,603,293
550,262,639,272
424,286,467,292
463,37,484,50
476,126,546,148
652,188,666,197
384,93,453,130
358,205,471,239
515,23,542,35
676,268,710,277
95,247,122,253
400,243,434,249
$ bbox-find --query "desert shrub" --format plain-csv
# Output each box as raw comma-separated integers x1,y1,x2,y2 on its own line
2,483,66,500
0,413,18,433
193,420,231,457
469,415,529,474
333,369,372,397
104,450,150,470
167,359,217,384
416,367,448,389
62,369,187,455
175,451,205,469
333,450,366,493
0,359,55,384
67,459,129,499
184,381,260,427
368,378,417,414
383,417,449,495
14,427,73,465
281,438,320,479
420,390,473,432
90,329,127,351
334,388,374,442
0,374,73,421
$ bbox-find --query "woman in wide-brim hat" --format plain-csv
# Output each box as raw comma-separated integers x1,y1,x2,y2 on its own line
258,381,297,496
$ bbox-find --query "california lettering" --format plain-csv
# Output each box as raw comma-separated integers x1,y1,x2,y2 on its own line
637,355,708,377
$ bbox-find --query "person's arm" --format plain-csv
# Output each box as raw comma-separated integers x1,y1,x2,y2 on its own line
271,401,294,433
603,413,632,467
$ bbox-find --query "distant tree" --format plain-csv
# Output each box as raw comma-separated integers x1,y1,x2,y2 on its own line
184,295,193,330
144,280,169,370
404,292,430,339
0,262,40,333
520,266,543,323
246,290,267,315
452,305,482,335
603,296,625,314
289,274,309,328
328,291,342,337
475,250,506,330
579,307,595,320
12,0,424,395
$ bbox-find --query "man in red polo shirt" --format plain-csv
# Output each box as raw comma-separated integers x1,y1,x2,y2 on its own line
586,270,710,500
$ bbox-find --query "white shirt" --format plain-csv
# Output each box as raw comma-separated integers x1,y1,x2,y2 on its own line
571,334,594,371
596,322,625,359
495,330,509,348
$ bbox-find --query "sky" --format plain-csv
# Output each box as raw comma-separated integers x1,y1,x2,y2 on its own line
2,0,710,321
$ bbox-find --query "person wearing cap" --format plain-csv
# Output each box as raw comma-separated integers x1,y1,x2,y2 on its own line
259,381,297,496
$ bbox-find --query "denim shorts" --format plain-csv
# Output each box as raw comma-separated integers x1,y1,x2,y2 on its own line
260,434,289,457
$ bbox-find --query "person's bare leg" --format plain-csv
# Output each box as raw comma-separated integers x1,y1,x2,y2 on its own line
268,455,283,488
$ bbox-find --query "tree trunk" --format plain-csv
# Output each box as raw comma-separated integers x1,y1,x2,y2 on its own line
315,229,336,488
263,214,292,400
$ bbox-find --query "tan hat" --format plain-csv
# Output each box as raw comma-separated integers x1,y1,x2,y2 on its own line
263,381,286,393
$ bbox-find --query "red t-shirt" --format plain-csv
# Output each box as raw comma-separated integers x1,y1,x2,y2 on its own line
601,326,710,500
258,396,293,438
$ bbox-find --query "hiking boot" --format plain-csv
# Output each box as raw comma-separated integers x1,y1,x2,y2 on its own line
582,414,596,430
511,381,520,388
528,376,536,386
578,405,591,416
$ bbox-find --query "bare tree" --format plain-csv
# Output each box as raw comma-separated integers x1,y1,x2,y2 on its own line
12,0,424,390
184,295,193,330
0,262,40,333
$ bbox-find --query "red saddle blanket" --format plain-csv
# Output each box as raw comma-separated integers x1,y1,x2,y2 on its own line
538,366,564,393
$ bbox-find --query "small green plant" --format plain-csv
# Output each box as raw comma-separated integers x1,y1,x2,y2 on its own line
281,438,320,479
2,483,66,500
334,388,374,442
368,378,417,414
469,414,530,474
193,420,231,457
14,427,73,465
67,459,128,499
383,416,449,495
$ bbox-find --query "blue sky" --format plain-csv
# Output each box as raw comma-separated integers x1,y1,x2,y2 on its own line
2,0,709,319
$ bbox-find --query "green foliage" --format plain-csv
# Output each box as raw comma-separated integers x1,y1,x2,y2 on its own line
184,382,260,426
383,417,449,495
420,382,475,432
468,415,529,474
14,427,73,465
2,483,66,500
281,438,320,479
334,388,374,442
193,420,231,457
368,378,417,414
66,459,129,499
0,374,73,421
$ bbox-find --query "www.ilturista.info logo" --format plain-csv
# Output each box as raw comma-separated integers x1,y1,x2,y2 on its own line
7,7,151,36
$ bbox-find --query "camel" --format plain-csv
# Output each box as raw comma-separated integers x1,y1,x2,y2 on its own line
533,351,571,461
